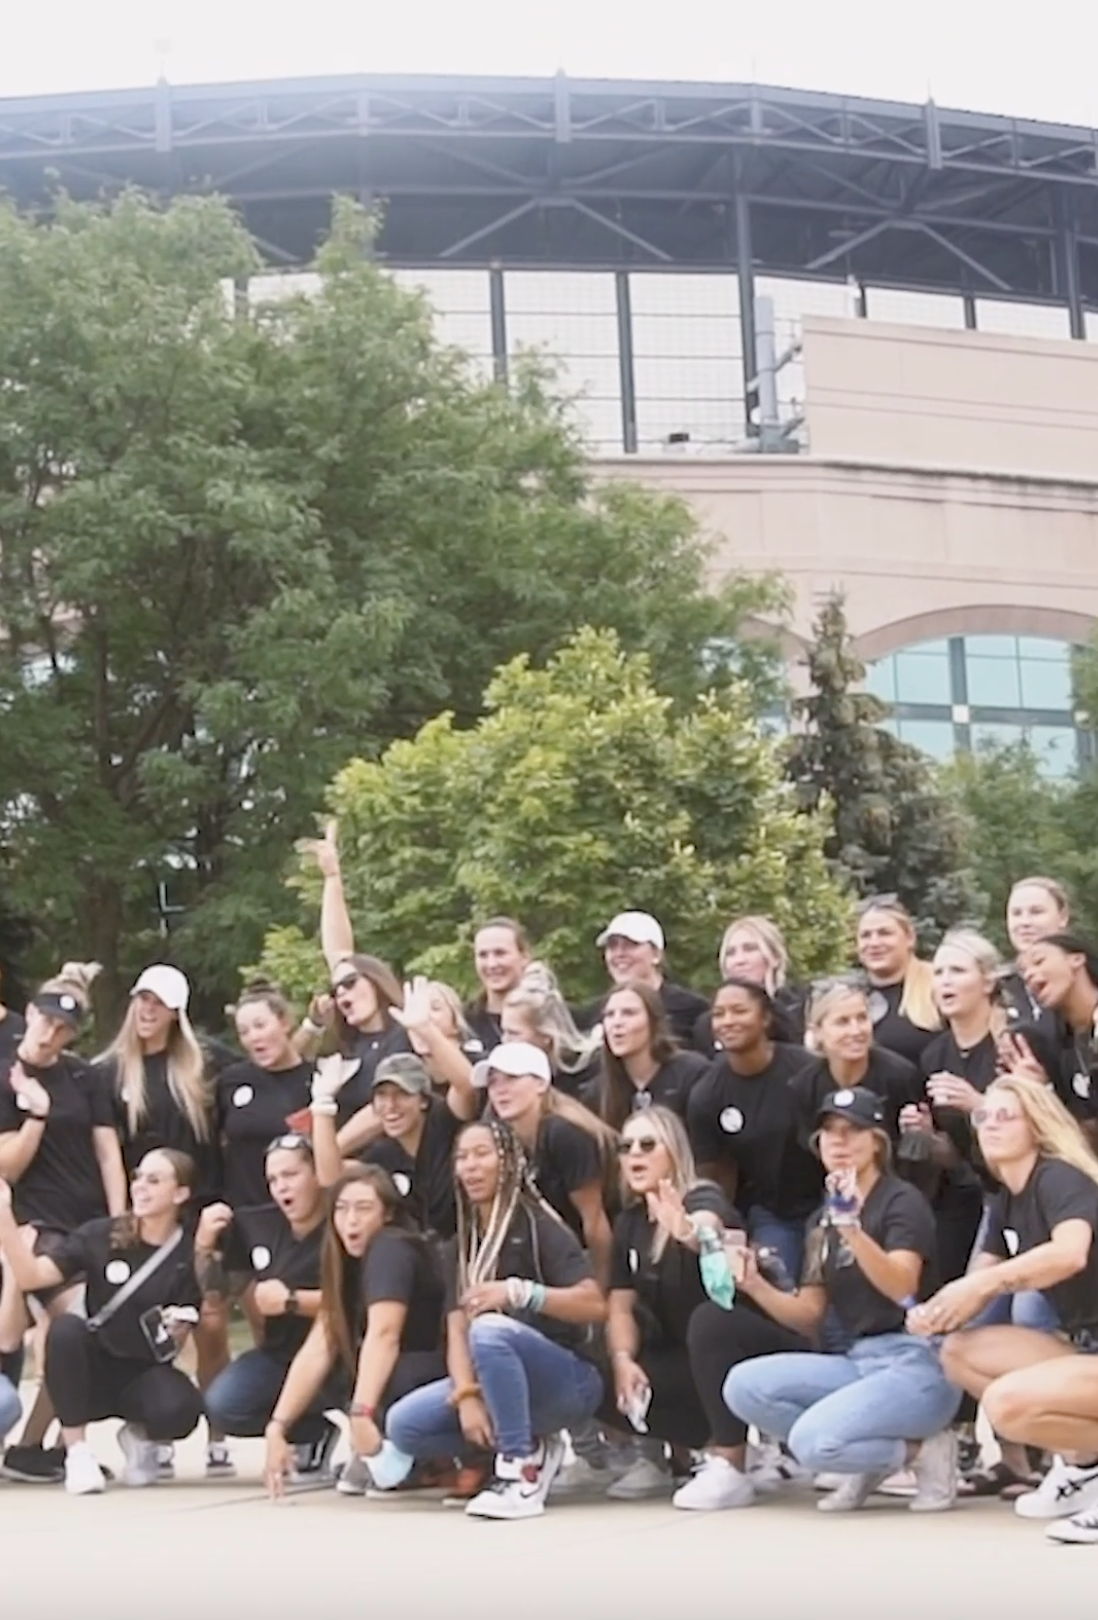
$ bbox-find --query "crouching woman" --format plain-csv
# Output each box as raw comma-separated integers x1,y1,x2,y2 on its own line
385,1118,607,1520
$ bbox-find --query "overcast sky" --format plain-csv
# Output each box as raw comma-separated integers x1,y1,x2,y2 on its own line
1,0,1095,128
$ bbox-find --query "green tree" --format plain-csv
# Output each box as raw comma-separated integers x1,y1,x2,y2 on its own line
786,596,980,939
255,628,852,1006
0,193,784,1028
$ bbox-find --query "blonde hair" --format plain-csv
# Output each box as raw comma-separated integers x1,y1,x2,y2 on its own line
807,977,868,1035
38,960,101,1013
99,997,212,1144
935,928,1007,1039
1009,875,1070,916
427,980,475,1044
718,916,789,994
981,1075,1098,1192
617,1105,703,1262
503,980,600,1076
857,901,939,1032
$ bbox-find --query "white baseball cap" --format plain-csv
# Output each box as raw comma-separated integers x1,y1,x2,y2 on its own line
131,964,190,1013
472,1041,553,1090
596,911,665,951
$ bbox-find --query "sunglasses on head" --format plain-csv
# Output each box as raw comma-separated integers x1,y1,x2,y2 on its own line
617,1135,660,1155
331,972,361,996
811,971,869,995
267,1132,313,1155
856,893,902,915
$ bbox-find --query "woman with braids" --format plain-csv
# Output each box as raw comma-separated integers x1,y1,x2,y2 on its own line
0,1149,204,1495
262,1164,446,1498
384,1117,607,1520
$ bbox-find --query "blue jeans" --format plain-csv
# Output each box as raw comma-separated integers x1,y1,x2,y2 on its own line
746,1207,806,1281
205,1348,344,1445
969,1291,1061,1333
388,1314,603,1460
0,1373,21,1442
724,1334,962,1475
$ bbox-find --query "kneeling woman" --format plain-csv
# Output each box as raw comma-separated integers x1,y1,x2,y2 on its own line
0,1150,203,1496
385,1119,607,1520
916,1077,1098,1543
724,1088,961,1512
263,1165,446,1495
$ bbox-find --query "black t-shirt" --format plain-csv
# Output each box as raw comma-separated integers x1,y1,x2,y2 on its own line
223,1203,324,1358
216,1060,313,1209
97,1051,222,1197
917,1029,998,1170
866,983,937,1067
444,1204,596,1357
464,1004,503,1054
982,1158,1098,1336
999,970,1050,1030
802,1173,937,1338
581,1050,710,1124
611,1184,735,1347
687,1045,821,1219
788,1048,922,1147
1046,1025,1098,1126
358,1227,444,1354
526,1114,603,1240
0,1052,116,1231
362,1098,462,1238
336,1025,416,1127
51,1217,201,1362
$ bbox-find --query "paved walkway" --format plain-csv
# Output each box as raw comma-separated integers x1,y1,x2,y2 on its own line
1,1426,1095,1616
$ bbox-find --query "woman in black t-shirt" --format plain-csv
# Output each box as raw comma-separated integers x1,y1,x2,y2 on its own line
263,1163,445,1497
693,915,806,1056
1017,934,1098,1141
588,981,709,1131
855,898,939,1066
201,1132,341,1479
385,1118,607,1520
217,985,315,1211
687,979,818,1278
725,1087,961,1514
999,876,1071,1027
0,1148,203,1496
789,979,922,1145
501,977,601,1099
916,1076,1098,1543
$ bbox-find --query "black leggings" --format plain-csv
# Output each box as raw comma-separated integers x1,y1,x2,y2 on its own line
45,1315,203,1442
686,1302,808,1447
598,1344,711,1450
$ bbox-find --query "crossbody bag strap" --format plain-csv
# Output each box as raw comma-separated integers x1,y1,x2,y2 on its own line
86,1226,184,1331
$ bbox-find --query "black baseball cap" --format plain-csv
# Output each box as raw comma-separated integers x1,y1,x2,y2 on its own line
815,1087,885,1130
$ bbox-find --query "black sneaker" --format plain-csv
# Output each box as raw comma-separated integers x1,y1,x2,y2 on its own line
290,1421,339,1487
1,1444,66,1484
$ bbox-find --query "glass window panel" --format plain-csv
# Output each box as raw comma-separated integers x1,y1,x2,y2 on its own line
1027,726,1079,780
1016,637,1072,661
964,634,1019,658
896,720,956,759
966,657,1022,708
1019,658,1074,711
971,721,1025,753
893,649,952,705
974,301,1072,340
864,288,966,329
865,657,897,704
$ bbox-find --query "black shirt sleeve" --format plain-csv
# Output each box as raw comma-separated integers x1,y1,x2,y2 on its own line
686,1068,728,1166
878,1182,937,1261
981,1196,1007,1260
48,1224,94,1283
532,1211,593,1290
1034,1159,1098,1232
86,1062,118,1129
361,1230,419,1308
547,1119,601,1193
610,1212,637,1291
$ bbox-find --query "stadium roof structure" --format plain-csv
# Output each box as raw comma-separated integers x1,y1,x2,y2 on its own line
2,72,1097,330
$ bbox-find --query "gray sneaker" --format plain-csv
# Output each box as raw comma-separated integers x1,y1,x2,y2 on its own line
817,1469,891,1513
910,1430,958,1513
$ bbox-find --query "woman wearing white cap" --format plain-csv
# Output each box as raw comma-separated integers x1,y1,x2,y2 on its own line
475,1042,615,1285
585,912,708,1049
95,963,236,1479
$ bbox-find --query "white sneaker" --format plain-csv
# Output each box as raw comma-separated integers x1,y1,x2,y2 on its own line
875,1468,917,1497
64,1443,106,1497
1015,1456,1098,1520
549,1453,614,1498
156,1444,175,1481
749,1437,810,1493
606,1456,671,1500
335,1453,371,1496
910,1430,957,1513
466,1436,566,1520
817,1469,891,1513
1047,1504,1098,1544
813,1471,844,1491
672,1454,755,1512
118,1423,160,1488
205,1442,236,1480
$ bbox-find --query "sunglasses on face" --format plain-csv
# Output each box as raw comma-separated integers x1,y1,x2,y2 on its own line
617,1136,660,1155
972,1106,1024,1128
267,1132,313,1155
331,972,361,996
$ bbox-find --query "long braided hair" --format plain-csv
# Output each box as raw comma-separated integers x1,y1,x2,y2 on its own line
454,1117,566,1295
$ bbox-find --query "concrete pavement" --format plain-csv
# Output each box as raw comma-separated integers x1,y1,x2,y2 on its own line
1,1425,1094,1619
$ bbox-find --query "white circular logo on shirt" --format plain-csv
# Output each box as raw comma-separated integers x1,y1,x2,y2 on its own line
1074,1072,1092,1099
232,1085,254,1108
628,1248,639,1274
105,1260,131,1285
250,1246,272,1271
720,1107,744,1135
1003,1228,1020,1257
392,1173,412,1198
832,1089,855,1107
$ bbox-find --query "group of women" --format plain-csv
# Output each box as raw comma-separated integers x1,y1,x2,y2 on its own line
3,847,1098,1545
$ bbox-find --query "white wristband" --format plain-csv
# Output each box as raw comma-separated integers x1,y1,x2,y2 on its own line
310,1097,338,1117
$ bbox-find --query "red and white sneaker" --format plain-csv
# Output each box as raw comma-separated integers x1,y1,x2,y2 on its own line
465,1436,566,1520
